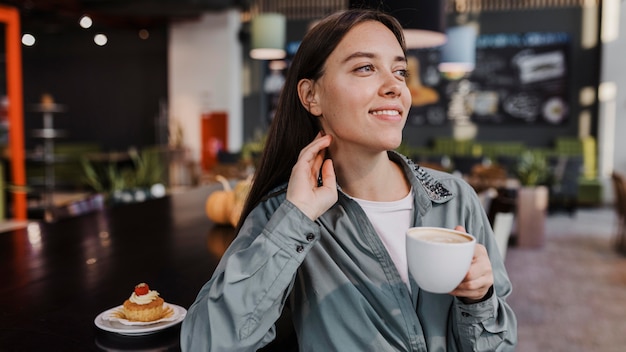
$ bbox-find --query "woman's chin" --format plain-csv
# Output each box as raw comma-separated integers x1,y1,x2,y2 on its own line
385,137,404,151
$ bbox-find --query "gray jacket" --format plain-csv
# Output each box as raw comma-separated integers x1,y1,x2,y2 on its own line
181,152,517,351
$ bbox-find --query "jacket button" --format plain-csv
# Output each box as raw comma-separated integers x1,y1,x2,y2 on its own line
306,233,315,241
296,245,304,253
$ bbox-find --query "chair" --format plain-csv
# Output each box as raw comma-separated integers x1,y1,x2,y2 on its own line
548,155,582,215
477,187,498,213
478,187,515,260
610,172,626,253
492,212,515,261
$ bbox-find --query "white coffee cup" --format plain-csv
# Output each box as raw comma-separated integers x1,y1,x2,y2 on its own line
406,227,476,293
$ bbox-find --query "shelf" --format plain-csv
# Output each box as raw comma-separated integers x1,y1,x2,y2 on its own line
29,103,66,113
25,152,73,163
31,128,68,139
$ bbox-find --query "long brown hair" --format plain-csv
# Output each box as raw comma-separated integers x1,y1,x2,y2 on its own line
237,9,407,230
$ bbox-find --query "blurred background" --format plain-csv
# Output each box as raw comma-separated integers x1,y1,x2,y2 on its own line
0,0,622,221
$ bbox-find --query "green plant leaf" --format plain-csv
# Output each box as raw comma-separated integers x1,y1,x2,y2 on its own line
516,151,549,186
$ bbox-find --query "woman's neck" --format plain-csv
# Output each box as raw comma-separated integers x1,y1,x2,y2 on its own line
332,151,410,201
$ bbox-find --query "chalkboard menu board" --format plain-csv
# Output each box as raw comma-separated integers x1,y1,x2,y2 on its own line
407,32,571,127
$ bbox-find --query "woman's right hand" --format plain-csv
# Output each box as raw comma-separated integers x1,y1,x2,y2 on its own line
286,132,337,220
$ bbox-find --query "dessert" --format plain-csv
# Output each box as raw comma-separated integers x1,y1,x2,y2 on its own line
119,283,170,322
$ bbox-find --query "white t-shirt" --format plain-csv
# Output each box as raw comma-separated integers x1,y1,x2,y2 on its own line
351,189,414,290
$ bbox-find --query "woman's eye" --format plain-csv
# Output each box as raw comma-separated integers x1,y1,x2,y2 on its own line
355,64,375,73
396,69,408,78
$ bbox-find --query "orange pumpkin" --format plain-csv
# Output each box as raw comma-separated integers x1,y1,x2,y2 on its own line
205,175,236,225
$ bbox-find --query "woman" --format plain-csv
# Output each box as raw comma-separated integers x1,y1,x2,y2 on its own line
181,9,517,351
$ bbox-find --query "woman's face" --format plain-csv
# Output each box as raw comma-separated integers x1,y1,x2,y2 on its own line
301,20,411,155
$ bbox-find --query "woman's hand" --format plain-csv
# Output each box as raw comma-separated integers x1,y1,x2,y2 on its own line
286,132,338,221
449,226,494,303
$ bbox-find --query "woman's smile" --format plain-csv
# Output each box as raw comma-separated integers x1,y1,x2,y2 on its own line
369,106,404,122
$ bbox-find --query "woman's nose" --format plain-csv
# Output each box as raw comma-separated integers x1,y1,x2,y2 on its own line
380,72,403,97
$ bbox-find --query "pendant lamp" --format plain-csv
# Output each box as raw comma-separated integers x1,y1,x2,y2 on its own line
438,24,477,75
349,0,447,49
250,13,286,60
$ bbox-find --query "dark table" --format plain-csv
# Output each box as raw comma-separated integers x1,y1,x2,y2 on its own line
0,185,236,351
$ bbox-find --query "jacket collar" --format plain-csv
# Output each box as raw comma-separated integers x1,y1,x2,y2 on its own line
388,151,455,215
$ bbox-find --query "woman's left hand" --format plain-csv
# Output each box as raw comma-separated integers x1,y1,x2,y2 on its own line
448,226,494,303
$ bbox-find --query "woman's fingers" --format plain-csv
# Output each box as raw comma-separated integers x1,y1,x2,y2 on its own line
320,158,336,189
291,134,330,183
287,133,337,220
298,133,331,163
449,244,494,301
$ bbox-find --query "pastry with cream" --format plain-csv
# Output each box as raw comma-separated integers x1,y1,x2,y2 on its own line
121,283,168,322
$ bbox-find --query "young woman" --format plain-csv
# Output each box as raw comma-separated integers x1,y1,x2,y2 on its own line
181,9,517,351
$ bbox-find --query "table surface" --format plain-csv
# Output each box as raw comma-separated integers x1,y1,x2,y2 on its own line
0,185,238,351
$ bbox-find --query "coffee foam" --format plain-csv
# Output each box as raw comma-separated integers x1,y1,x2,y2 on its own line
408,228,473,244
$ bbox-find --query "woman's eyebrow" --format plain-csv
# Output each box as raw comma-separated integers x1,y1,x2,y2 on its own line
342,51,407,64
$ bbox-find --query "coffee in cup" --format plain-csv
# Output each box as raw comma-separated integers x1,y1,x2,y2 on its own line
406,227,476,293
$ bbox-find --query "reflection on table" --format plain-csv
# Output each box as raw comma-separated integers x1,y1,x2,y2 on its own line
0,184,237,350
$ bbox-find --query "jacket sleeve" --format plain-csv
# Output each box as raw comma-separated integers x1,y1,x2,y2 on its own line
449,185,518,351
180,200,321,351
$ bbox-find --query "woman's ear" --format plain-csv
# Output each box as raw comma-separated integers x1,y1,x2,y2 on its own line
297,79,322,116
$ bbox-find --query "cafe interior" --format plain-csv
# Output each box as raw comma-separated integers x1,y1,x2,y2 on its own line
1,0,625,350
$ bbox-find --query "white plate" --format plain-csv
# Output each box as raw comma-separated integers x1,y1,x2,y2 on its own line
94,303,187,336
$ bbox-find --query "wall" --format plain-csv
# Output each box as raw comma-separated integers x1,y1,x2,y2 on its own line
18,8,244,165
168,9,243,162
21,25,168,151
402,7,598,149
599,0,626,201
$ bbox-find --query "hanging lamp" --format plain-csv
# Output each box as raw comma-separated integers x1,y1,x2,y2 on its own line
349,0,447,49
250,13,286,60
438,24,477,75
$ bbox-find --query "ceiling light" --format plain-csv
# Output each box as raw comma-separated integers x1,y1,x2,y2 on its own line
94,34,108,46
392,0,447,49
79,15,93,29
350,0,447,49
250,13,286,60
22,33,36,46
439,25,478,75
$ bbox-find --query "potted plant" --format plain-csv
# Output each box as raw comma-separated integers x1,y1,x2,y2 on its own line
515,151,551,248
81,148,166,205
516,151,550,187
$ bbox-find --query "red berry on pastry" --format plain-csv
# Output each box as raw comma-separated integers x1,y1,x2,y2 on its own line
134,283,149,296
